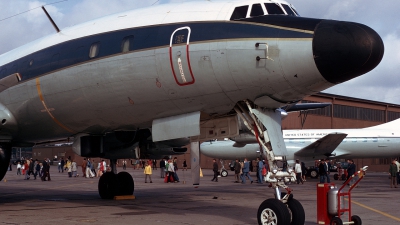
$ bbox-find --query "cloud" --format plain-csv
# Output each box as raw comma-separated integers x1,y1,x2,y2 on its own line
0,1,65,54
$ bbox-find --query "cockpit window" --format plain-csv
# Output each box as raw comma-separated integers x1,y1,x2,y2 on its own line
290,6,300,16
230,5,249,20
264,3,285,15
250,4,264,17
281,4,296,16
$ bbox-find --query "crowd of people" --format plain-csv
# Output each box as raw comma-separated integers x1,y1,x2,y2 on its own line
15,158,52,181
10,156,400,188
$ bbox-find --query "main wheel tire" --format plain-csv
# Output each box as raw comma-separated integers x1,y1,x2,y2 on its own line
98,172,119,199
257,198,291,225
310,170,318,179
334,174,339,180
221,170,228,177
0,144,12,181
351,215,362,225
330,217,343,225
287,199,305,225
117,171,134,195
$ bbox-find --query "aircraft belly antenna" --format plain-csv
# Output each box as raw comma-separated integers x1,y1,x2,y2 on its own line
41,6,60,33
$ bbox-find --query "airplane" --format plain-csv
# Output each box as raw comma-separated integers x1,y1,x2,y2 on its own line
200,118,400,178
0,0,384,224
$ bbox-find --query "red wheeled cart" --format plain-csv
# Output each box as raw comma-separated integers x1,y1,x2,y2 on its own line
317,166,368,225
329,166,368,225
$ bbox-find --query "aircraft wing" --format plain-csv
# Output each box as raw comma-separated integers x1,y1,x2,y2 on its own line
294,133,347,158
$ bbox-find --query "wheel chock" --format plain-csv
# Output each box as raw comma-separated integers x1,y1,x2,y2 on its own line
114,195,136,200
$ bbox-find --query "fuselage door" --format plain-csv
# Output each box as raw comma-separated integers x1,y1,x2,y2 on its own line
169,27,195,86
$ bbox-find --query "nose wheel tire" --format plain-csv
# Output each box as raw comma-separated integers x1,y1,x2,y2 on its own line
257,198,291,225
286,199,305,225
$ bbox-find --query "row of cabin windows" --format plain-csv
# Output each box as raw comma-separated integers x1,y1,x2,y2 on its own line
0,35,135,76
230,2,299,20
89,35,135,58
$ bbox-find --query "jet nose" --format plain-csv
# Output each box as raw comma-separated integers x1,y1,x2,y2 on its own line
313,20,384,84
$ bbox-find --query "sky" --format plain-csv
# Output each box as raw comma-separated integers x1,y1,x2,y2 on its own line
0,0,399,104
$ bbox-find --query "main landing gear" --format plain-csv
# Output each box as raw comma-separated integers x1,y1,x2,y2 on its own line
98,159,134,199
234,101,305,225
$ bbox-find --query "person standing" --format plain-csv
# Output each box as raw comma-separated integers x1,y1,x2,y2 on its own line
160,158,166,178
82,158,87,177
346,159,356,186
34,159,40,180
395,159,400,185
24,160,30,180
72,160,78,177
183,159,187,171
122,159,127,170
257,157,264,184
65,159,72,177
241,158,253,184
152,159,157,170
60,158,65,173
91,159,97,177
389,159,398,188
144,162,153,183
167,159,175,183
86,158,94,178
16,162,21,175
234,159,241,183
295,159,304,184
173,157,180,182
301,162,307,182
325,159,331,183
41,159,51,181
318,159,328,183
211,159,218,182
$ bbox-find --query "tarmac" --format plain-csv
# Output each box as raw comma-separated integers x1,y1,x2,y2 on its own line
1,166,399,225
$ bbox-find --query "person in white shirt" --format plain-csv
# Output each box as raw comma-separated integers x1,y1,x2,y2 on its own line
16,162,21,175
294,159,303,184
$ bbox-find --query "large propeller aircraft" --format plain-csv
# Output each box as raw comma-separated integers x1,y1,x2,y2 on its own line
0,0,384,224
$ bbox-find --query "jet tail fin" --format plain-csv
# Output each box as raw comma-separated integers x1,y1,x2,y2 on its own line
364,118,400,130
294,133,347,158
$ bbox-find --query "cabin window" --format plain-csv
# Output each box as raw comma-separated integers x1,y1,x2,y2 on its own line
250,4,264,17
264,3,285,15
89,42,100,58
121,35,135,53
230,5,249,20
281,4,296,16
29,60,34,66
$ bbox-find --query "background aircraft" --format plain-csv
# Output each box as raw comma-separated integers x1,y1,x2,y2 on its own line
200,118,400,177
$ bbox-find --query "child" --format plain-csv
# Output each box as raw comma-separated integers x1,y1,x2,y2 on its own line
144,162,152,183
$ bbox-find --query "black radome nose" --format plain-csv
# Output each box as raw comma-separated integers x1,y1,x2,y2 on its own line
313,20,384,84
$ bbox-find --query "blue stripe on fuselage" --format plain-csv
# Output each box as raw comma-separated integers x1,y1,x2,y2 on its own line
0,21,313,82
